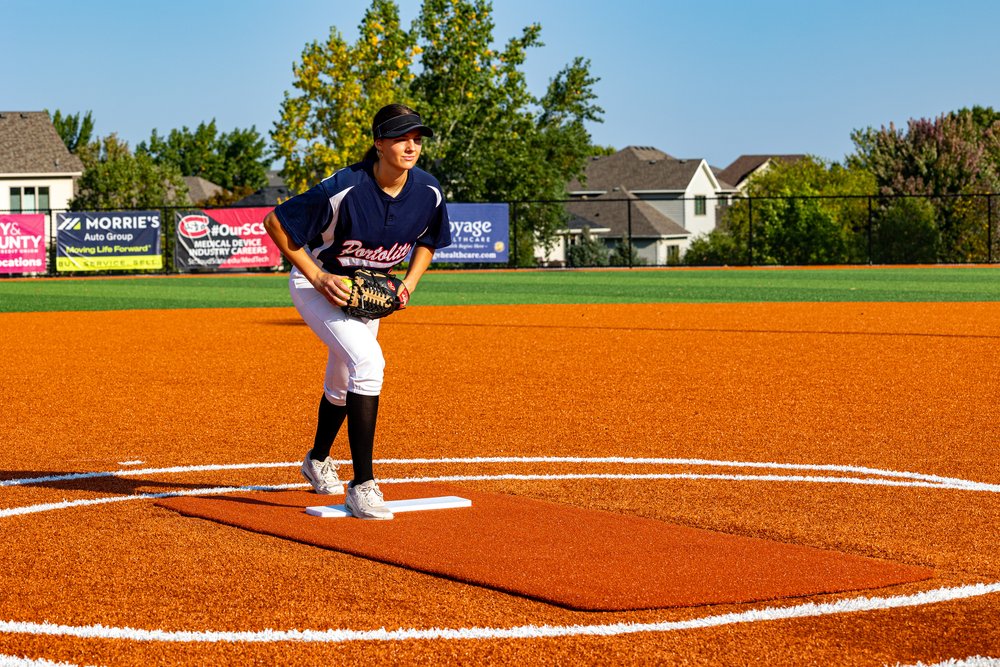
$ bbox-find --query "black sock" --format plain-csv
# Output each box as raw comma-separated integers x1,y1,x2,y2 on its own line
310,394,348,461
346,392,379,485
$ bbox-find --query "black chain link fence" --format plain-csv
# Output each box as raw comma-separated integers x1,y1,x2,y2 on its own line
2,194,997,277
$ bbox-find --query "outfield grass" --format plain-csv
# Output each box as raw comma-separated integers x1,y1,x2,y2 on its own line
0,267,997,313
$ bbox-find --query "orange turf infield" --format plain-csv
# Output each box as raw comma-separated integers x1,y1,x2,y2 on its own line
157,483,933,611
2,301,1000,666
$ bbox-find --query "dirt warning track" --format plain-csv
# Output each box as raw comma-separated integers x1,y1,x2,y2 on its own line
1,302,1000,665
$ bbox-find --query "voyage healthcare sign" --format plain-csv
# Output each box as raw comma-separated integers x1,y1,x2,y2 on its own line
0,214,46,274
174,207,281,271
56,211,163,271
435,203,509,263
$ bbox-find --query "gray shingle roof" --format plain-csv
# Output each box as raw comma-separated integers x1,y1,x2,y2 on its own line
233,170,295,206
568,146,702,193
566,189,688,238
183,175,225,203
716,154,806,188
0,111,84,175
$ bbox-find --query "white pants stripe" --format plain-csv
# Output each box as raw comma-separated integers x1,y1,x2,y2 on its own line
289,268,384,405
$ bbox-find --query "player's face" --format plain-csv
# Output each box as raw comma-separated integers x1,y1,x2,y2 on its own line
378,130,423,171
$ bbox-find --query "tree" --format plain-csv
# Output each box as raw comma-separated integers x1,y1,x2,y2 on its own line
871,196,940,264
49,109,95,153
138,120,269,192
71,134,189,210
410,0,602,264
608,239,646,266
686,156,874,266
272,0,418,193
565,226,608,267
48,109,98,165
849,108,1000,261
271,0,604,264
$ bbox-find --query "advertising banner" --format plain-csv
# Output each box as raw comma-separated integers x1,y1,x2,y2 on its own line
434,203,509,263
0,214,46,274
55,211,162,271
174,207,281,271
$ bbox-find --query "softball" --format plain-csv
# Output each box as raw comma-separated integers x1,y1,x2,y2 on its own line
342,277,353,289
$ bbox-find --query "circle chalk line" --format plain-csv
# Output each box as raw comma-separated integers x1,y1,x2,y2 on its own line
2,456,998,646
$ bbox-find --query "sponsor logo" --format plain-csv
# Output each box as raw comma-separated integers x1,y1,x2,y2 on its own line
58,217,82,231
179,215,211,239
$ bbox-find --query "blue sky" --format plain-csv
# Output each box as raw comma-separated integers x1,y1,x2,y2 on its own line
4,0,1000,169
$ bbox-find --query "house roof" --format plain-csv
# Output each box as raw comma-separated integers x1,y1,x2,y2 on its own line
710,166,737,190
568,146,704,193
234,170,295,207
566,188,689,238
0,111,85,175
183,175,226,204
716,154,806,188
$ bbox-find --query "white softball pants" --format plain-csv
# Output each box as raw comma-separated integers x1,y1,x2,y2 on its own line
289,267,384,405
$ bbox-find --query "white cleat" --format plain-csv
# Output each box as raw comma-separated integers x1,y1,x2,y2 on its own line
300,451,345,495
345,479,394,520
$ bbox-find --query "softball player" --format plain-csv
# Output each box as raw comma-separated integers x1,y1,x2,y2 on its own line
263,104,451,519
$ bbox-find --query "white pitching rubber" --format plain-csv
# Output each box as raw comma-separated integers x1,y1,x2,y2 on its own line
306,495,472,518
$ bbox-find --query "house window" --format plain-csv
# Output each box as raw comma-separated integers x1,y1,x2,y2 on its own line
694,195,707,215
9,186,49,213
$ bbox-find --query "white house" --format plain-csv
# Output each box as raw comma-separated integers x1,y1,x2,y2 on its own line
0,111,84,241
544,146,738,265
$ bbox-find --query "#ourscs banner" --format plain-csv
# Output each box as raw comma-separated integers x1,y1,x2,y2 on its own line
174,207,281,271
0,214,46,274
56,211,163,271
434,203,509,263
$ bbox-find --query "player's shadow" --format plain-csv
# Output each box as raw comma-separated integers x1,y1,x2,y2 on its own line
199,494,313,510
262,318,306,327
1,471,261,496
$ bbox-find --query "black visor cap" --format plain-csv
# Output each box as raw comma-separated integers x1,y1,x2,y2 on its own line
373,114,434,139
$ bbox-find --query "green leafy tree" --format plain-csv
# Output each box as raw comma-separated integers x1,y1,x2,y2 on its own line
565,226,608,267
411,0,602,264
687,156,874,266
272,0,418,193
71,134,189,210
271,0,603,265
849,108,1000,261
48,109,99,165
49,109,95,153
608,239,646,266
684,228,743,266
138,120,269,192
871,196,940,264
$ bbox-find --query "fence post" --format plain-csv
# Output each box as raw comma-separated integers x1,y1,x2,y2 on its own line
626,198,633,269
747,196,754,266
867,196,873,265
48,210,58,276
989,194,993,264
511,202,518,268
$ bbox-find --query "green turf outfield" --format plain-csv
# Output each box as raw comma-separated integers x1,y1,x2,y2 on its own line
0,267,997,313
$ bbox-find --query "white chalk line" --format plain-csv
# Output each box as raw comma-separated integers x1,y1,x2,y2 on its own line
0,582,998,644
3,458,999,648
3,470,1000,520
0,655,94,667
2,456,995,491
0,655,90,667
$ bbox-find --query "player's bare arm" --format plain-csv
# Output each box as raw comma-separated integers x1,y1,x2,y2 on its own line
263,211,351,306
403,245,435,295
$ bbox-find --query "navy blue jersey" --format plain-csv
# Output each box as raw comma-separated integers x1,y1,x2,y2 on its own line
274,161,451,275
